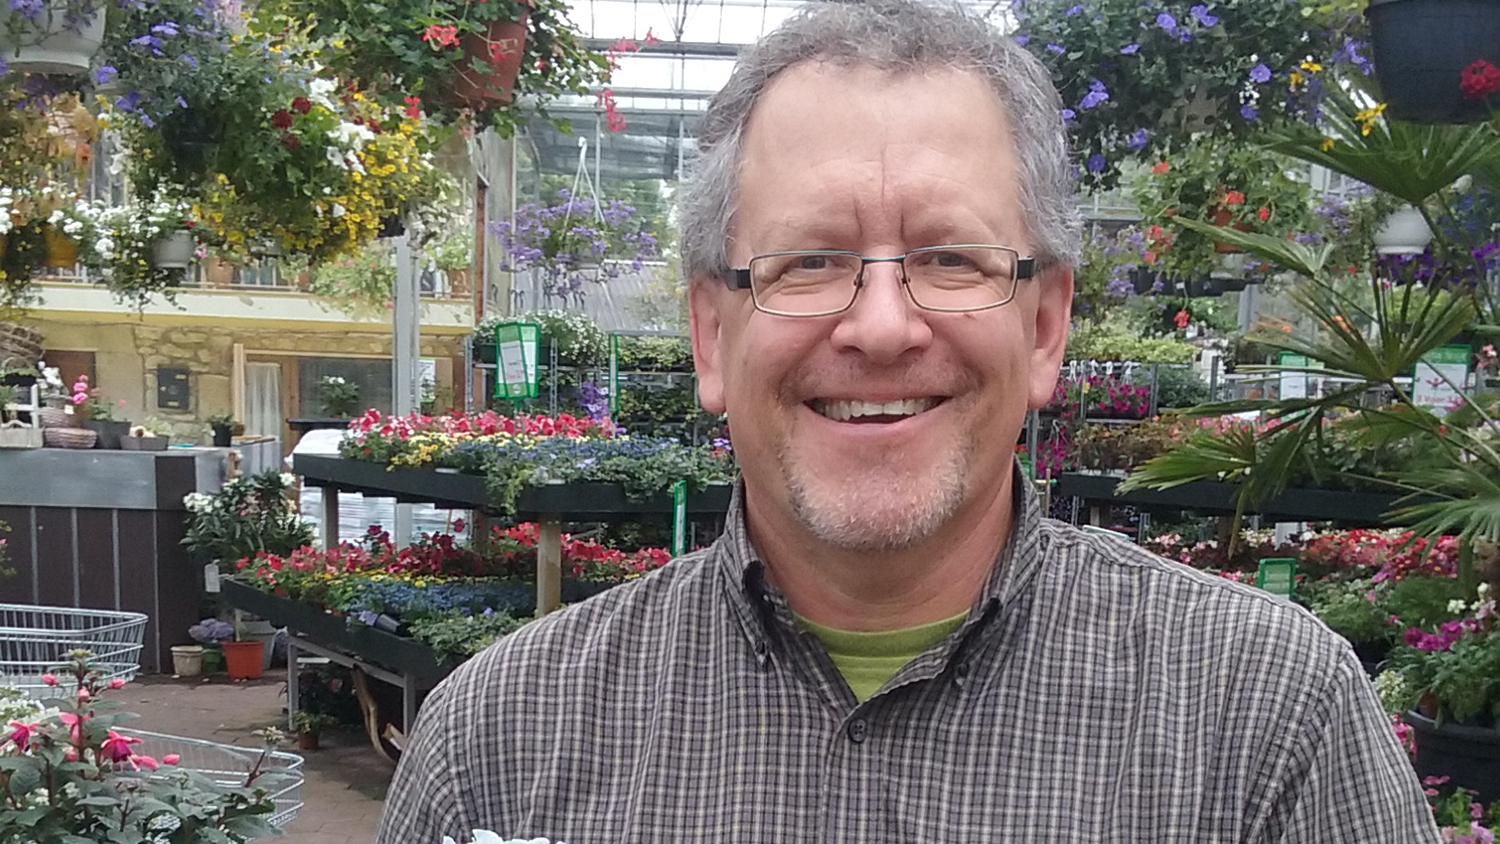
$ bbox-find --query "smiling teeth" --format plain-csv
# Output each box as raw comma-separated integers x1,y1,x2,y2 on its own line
813,398,937,422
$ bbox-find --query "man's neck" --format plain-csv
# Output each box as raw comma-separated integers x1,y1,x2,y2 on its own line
746,482,1015,632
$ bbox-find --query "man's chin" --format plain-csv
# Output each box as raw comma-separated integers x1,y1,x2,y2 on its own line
784,472,964,554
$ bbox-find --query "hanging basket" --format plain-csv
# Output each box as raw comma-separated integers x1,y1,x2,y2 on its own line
443,12,529,109
1373,205,1434,254
149,229,196,269
41,225,79,268
0,1,107,75
1208,206,1252,254
1368,0,1500,123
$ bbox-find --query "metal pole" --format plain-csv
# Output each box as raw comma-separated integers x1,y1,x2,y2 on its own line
392,230,420,542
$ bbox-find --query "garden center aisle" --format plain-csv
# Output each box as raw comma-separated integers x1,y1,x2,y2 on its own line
122,675,390,844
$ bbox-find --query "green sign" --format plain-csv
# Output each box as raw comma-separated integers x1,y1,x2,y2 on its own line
1256,557,1297,599
1412,344,1472,418
608,334,620,414
493,322,540,400
671,480,688,557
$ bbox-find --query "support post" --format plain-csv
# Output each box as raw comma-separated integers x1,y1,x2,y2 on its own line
393,230,420,544
320,486,340,550
537,516,562,616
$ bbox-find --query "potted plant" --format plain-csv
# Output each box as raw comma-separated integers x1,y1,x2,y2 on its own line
318,375,360,418
271,0,612,136
206,412,235,447
290,711,337,750
220,629,265,681
1367,0,1500,123
59,194,198,308
0,0,108,75
491,189,660,303
68,373,128,449
182,470,315,568
121,415,172,450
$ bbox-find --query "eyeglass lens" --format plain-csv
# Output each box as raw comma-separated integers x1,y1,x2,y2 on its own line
748,246,1020,315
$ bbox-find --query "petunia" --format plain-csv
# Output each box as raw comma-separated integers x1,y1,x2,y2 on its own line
1249,63,1272,84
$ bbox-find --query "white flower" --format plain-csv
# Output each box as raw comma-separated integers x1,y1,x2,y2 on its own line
1448,599,1469,614
280,472,296,487
331,203,347,218
1480,582,1491,597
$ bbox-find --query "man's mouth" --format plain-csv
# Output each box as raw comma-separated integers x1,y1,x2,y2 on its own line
807,397,945,423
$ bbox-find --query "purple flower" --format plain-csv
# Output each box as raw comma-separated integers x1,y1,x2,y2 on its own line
1046,43,1065,54
181,53,198,69
1120,42,1140,54
1060,107,1076,122
93,65,117,85
1065,3,1083,14
1176,28,1194,43
150,21,179,36
9,0,44,21
1333,38,1373,75
1014,34,1029,46
1240,103,1258,121
1249,62,1272,84
1126,128,1149,151
1086,153,1106,173
1155,12,1177,31
1078,79,1109,110
1189,4,1217,26
0,57,7,77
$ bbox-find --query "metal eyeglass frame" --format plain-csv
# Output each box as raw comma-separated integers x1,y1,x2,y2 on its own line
724,244,1038,317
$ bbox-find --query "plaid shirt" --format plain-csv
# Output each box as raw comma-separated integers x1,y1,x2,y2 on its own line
377,482,1438,843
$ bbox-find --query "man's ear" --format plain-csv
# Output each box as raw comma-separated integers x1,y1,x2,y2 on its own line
689,276,728,415
1028,265,1074,410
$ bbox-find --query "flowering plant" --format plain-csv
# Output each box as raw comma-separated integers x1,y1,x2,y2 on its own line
493,190,659,302
1010,0,1358,188
270,0,611,136
474,309,610,368
1387,585,1499,726
54,194,197,308
182,470,314,567
318,375,360,417
0,650,282,844
67,373,123,421
188,617,235,644
1425,776,1500,844
339,409,615,467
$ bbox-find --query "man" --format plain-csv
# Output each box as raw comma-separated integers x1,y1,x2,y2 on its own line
378,2,1437,840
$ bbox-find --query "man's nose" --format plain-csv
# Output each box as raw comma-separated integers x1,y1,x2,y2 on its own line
827,260,933,363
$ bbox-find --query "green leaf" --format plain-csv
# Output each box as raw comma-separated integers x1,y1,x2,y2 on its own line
1170,216,1333,278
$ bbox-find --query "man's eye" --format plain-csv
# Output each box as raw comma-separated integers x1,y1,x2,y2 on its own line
796,255,831,271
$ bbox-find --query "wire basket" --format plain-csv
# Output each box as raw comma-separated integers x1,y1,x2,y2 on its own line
0,603,148,698
129,730,306,829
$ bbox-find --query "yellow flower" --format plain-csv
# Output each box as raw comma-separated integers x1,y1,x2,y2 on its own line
1288,70,1304,88
1299,60,1322,73
1355,103,1387,136
1320,137,1335,152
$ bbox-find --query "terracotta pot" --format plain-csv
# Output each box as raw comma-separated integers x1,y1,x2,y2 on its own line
298,731,320,751
444,13,529,109
221,640,264,680
1208,206,1253,253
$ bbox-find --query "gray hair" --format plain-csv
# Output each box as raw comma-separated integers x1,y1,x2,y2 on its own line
678,0,1082,282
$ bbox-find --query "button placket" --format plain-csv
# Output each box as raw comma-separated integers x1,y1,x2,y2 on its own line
846,717,868,744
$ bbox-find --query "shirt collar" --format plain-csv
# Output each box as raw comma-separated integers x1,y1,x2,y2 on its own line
712,462,1049,656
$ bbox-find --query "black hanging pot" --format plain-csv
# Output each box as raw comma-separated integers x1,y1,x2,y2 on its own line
1187,276,1226,297
1367,0,1500,123
1129,268,1158,295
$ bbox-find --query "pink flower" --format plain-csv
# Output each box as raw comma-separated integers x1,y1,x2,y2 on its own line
107,677,125,689
129,753,160,771
6,720,37,750
57,711,87,745
162,753,181,765
41,674,57,686
100,730,141,762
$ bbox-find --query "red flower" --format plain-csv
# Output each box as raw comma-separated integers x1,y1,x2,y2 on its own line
1173,309,1190,329
1222,190,1246,207
404,95,422,119
422,24,460,48
1460,59,1500,100
271,109,293,129
1256,206,1270,222
1150,161,1170,174
281,133,300,151
291,96,312,115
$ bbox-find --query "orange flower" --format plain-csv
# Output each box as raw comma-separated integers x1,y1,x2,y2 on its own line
1222,190,1246,207
1151,161,1171,174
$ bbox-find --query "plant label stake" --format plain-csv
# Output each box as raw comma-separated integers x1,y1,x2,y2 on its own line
608,333,620,414
1275,352,1317,399
494,321,540,400
1411,344,1472,419
1256,557,1296,601
671,479,687,557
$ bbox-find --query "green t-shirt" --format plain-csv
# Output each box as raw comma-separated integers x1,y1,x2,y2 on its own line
794,610,968,702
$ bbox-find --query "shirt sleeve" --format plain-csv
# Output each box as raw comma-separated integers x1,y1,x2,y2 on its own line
1253,647,1440,844
375,678,472,844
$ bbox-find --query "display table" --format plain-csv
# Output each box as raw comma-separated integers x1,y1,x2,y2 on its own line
1054,471,1409,526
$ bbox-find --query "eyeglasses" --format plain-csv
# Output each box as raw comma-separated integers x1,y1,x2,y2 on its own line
725,245,1038,317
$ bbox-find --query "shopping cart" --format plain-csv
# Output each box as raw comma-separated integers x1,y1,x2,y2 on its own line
0,602,148,699
131,730,307,829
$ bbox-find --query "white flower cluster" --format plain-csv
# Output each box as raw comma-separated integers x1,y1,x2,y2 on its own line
325,121,375,175
182,492,214,513
0,187,16,236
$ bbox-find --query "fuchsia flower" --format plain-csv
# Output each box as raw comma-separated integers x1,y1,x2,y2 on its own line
6,720,37,750
100,730,142,763
57,711,87,745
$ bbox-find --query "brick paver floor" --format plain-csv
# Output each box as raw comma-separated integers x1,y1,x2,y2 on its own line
121,674,391,844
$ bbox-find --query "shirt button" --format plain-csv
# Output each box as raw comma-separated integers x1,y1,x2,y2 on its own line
847,718,868,744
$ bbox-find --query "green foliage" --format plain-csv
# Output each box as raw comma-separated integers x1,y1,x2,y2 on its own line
1385,576,1472,632
476,310,609,368
317,376,360,418
1389,629,1500,725
1306,578,1391,645
301,240,395,314
1130,365,1208,409
1011,0,1353,189
1064,326,1198,363
182,472,314,567
406,609,527,662
615,335,692,371
0,652,283,844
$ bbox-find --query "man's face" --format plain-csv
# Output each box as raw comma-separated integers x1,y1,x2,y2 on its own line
690,63,1072,553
